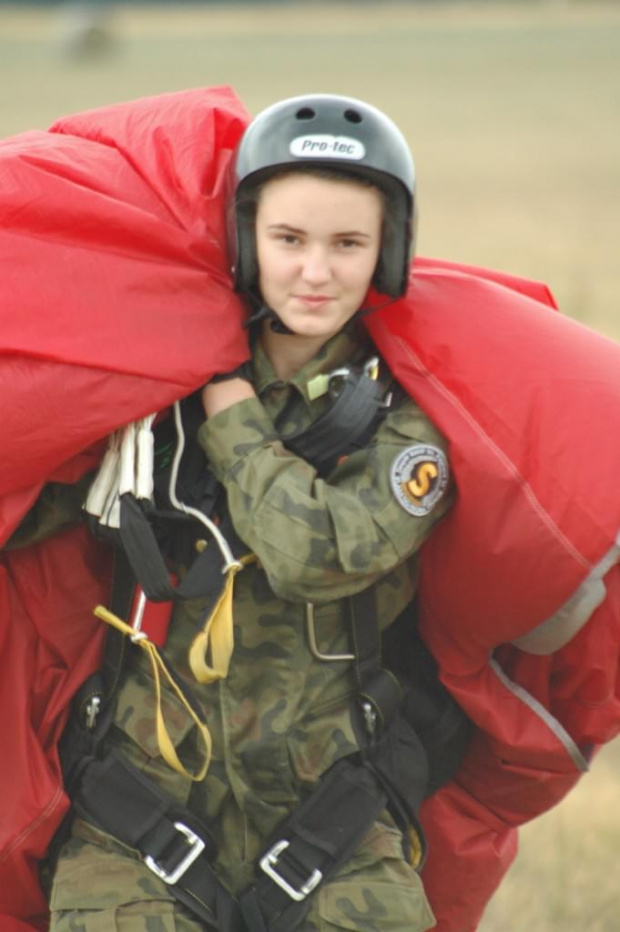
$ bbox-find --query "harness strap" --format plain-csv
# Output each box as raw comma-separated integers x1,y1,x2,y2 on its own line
59,546,138,795
240,757,389,932
74,751,240,930
73,749,391,932
277,364,391,477
346,587,404,737
118,494,226,603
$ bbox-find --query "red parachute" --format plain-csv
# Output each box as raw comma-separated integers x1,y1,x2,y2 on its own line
1,88,618,932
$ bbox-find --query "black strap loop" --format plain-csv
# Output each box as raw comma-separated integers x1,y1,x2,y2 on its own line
242,757,390,932
278,368,390,476
74,751,237,930
118,494,228,603
346,588,405,739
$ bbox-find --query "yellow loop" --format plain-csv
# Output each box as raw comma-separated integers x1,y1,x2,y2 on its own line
367,359,380,381
93,606,212,782
189,555,256,685
408,825,424,869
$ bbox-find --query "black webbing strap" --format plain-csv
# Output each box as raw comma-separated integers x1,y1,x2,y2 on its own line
241,757,389,931
59,546,138,796
277,369,390,477
60,544,208,797
74,751,243,931
99,545,135,702
346,587,404,737
118,494,227,603
73,749,391,932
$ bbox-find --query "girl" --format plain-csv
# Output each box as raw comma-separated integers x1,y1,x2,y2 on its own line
49,95,453,932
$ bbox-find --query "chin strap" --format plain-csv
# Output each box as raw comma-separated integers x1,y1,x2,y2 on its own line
244,299,294,335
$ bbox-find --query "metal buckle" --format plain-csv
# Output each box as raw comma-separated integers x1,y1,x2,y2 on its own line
327,366,351,399
259,839,323,902
363,356,380,381
144,821,206,885
306,603,354,663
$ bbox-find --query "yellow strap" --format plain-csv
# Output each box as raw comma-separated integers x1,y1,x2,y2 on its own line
93,606,212,782
188,555,256,684
408,824,424,870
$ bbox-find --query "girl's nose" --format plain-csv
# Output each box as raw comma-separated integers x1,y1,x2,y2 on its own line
301,246,332,286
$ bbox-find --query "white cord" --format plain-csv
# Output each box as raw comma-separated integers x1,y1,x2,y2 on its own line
83,430,121,519
169,402,241,573
136,414,157,500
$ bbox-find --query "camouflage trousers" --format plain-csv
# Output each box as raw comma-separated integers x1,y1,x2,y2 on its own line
49,814,436,932
49,566,435,930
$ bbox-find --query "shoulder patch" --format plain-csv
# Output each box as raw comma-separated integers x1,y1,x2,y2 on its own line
390,444,449,517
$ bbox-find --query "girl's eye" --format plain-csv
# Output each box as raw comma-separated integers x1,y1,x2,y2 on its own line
338,239,362,249
273,232,301,245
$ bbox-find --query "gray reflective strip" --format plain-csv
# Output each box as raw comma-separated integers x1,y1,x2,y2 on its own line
511,533,620,656
489,658,589,773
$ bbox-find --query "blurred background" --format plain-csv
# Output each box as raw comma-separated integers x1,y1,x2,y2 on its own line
1,0,619,340
1,2,618,929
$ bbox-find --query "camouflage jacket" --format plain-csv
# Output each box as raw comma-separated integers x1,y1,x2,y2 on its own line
199,326,452,605
7,325,453,894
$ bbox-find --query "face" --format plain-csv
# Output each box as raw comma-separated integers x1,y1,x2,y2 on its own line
255,173,383,342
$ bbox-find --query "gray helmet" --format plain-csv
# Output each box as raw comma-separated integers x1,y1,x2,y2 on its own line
230,94,416,299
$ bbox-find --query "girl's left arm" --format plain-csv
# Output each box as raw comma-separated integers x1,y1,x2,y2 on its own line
199,393,453,603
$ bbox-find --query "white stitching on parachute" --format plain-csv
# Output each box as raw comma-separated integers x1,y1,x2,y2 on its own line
513,538,620,654
489,657,590,774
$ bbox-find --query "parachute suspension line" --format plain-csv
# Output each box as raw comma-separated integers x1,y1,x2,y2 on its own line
84,413,157,527
169,401,250,687
169,401,241,575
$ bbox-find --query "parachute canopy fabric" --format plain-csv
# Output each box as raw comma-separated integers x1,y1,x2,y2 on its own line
0,86,251,931
365,267,620,930
0,85,251,543
366,261,620,663
1,88,619,932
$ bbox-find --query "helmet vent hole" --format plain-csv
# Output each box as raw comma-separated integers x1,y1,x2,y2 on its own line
296,107,316,121
344,109,363,124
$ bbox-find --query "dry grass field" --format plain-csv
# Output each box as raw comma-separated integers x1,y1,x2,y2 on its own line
1,3,618,928
1,1,619,338
479,738,620,931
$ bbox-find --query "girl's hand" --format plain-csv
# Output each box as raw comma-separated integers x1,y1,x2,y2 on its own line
202,378,256,418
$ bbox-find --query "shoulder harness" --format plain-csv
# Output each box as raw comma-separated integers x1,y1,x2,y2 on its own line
55,356,471,931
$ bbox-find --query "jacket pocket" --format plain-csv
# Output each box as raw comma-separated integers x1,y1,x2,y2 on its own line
287,694,359,786
108,663,201,806
315,818,436,931
49,818,177,915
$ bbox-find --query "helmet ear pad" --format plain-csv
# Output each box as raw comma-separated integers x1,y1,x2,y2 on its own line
372,192,413,298
232,200,259,296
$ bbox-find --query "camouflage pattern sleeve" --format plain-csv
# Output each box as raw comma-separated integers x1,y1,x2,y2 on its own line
198,396,453,603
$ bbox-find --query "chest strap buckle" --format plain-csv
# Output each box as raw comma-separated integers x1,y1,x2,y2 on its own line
259,839,323,902
145,821,206,885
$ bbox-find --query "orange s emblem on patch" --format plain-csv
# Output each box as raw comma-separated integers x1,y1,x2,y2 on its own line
391,444,449,517
406,462,439,500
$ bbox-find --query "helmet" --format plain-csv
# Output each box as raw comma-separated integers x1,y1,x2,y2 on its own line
230,94,416,299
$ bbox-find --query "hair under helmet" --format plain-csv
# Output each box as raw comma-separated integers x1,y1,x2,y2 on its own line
230,94,416,301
